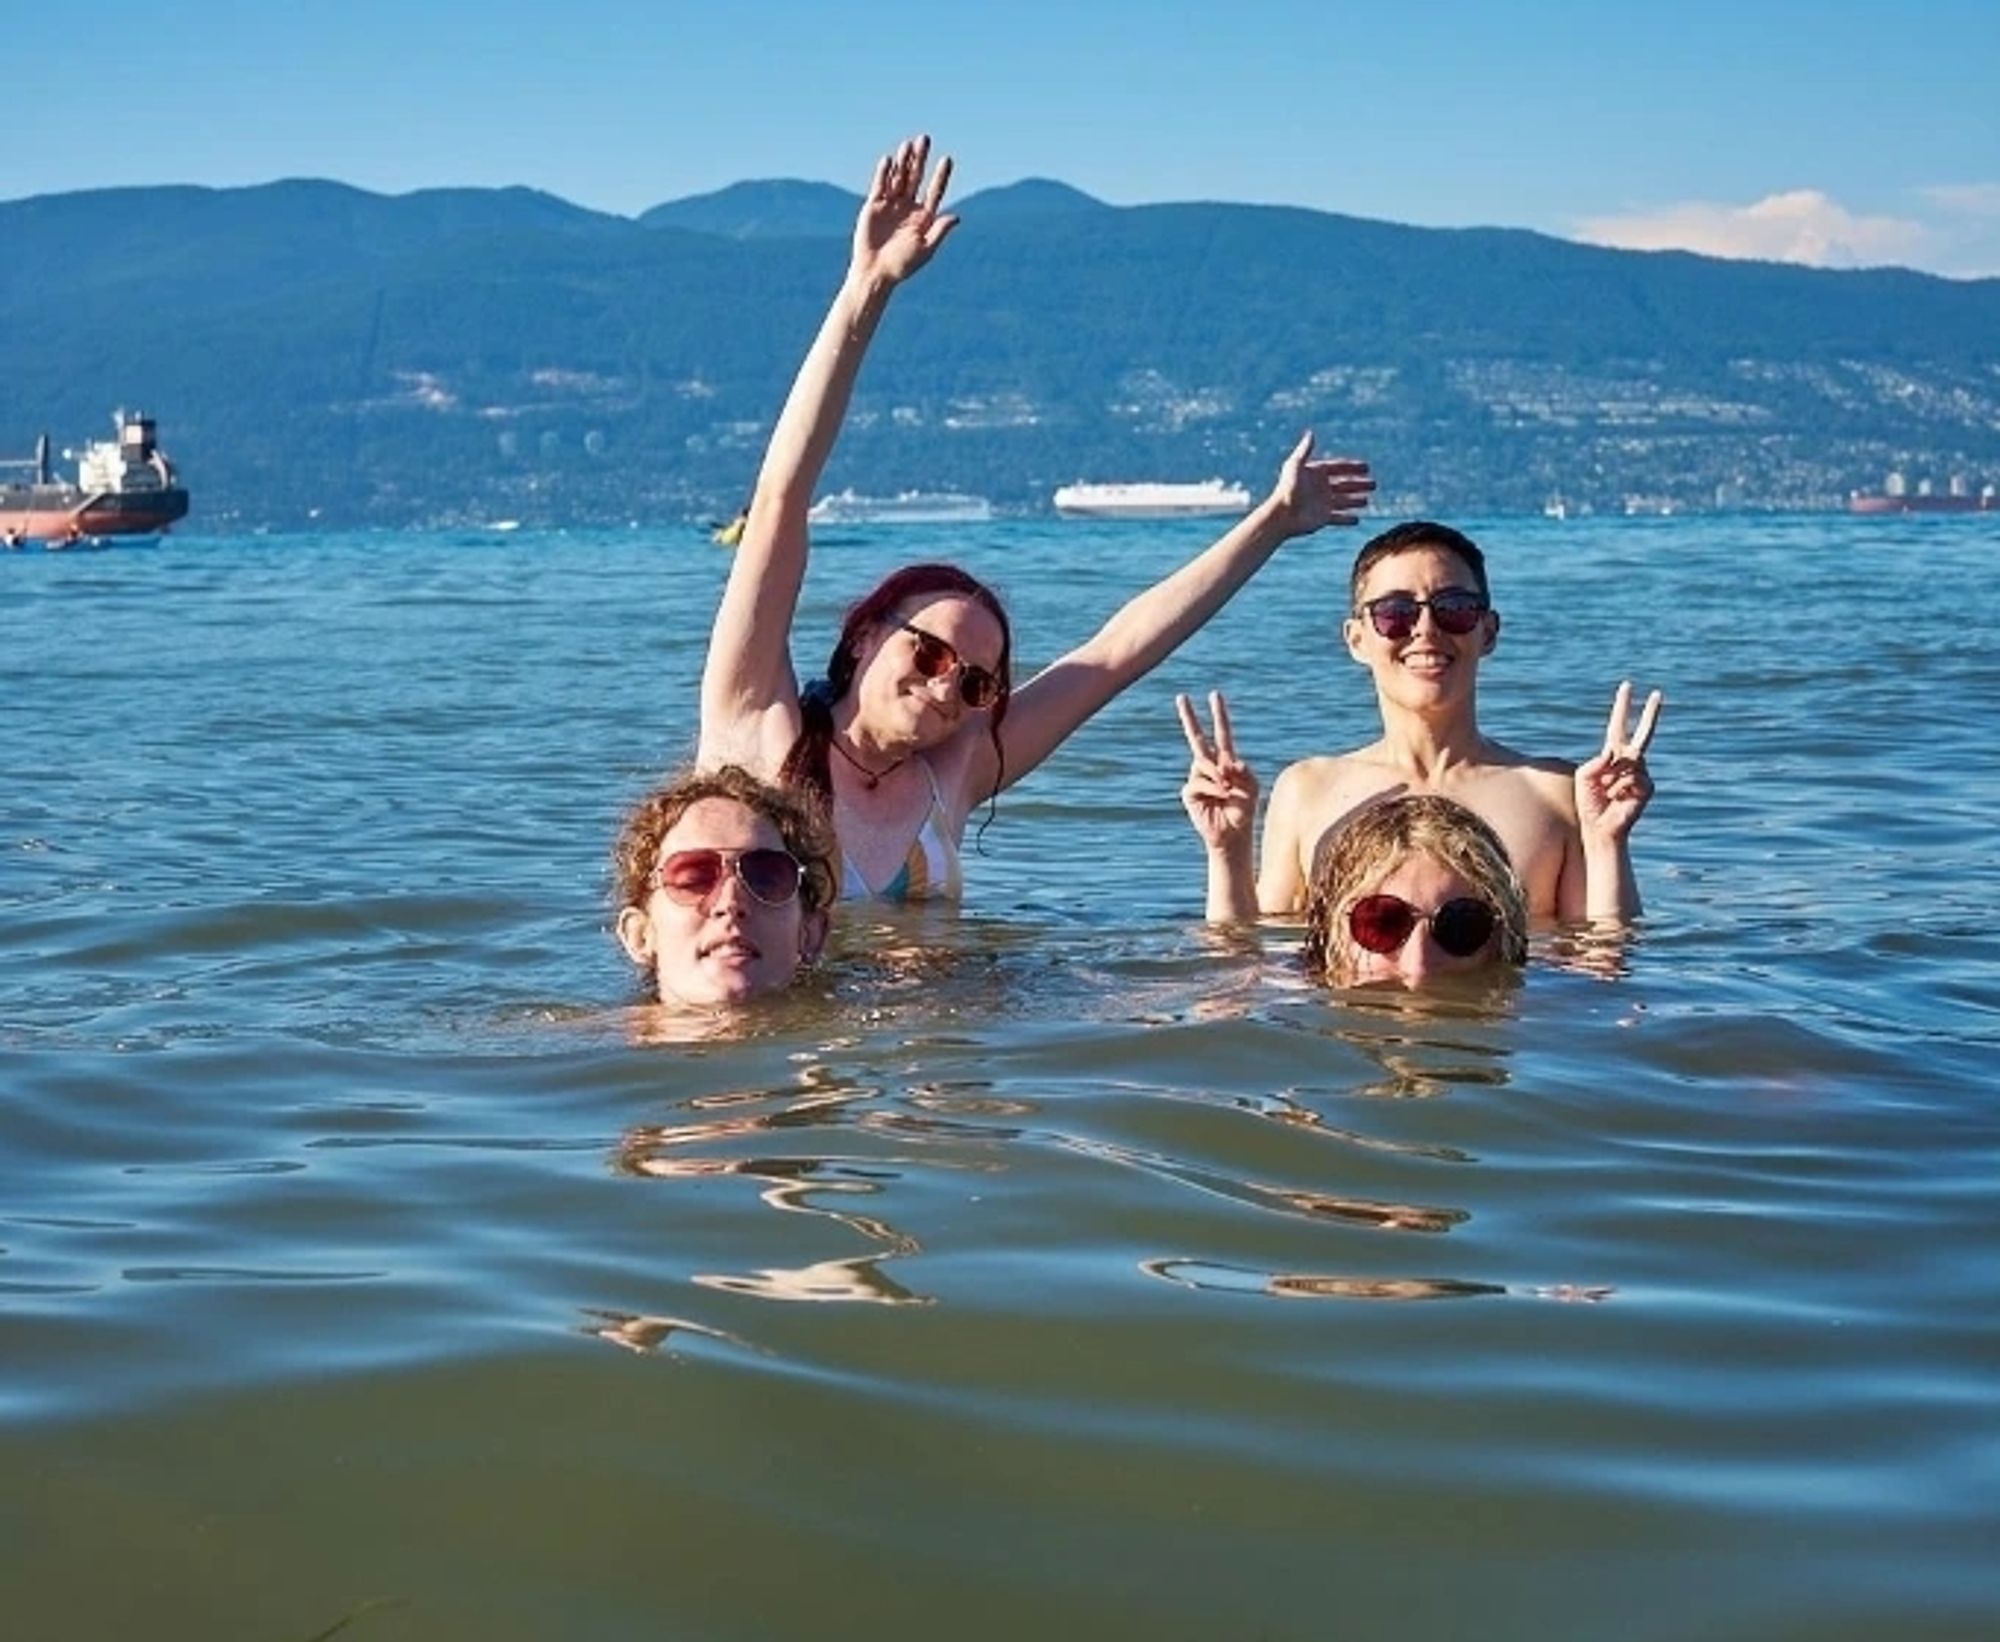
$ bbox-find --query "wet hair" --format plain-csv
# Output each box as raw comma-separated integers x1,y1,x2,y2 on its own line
1348,520,1490,609
780,562,1012,816
612,763,838,920
1299,794,1528,984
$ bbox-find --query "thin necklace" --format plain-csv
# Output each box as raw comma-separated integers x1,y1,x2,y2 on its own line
828,733,908,791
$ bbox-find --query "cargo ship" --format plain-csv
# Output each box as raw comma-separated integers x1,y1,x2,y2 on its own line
1848,473,1997,516
0,410,190,545
1052,478,1251,519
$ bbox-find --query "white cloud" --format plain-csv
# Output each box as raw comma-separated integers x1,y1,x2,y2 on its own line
1919,182,2000,219
1574,189,1928,271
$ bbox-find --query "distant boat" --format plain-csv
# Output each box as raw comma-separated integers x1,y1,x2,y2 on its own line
807,489,994,525
1848,476,1996,515
1052,479,1251,519
0,410,190,545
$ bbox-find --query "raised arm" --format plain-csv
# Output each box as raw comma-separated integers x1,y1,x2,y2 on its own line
1573,680,1663,920
973,433,1373,799
697,136,959,772
1178,691,1260,923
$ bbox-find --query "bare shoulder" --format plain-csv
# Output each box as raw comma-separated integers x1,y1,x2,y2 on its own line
1271,750,1408,852
1272,750,1382,807
1480,735,1576,780
1458,746,1581,861
1480,740,1578,804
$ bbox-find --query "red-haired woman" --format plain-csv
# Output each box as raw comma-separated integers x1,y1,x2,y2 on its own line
698,135,1374,902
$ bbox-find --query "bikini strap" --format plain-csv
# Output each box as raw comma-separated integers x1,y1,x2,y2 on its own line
917,754,946,813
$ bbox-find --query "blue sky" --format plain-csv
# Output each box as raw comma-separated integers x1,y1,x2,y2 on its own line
15,0,2000,276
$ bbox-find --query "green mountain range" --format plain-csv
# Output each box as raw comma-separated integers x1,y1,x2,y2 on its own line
4,175,1996,528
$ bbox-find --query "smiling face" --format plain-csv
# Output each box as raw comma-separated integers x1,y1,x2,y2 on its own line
616,796,827,1008
852,593,1008,750
1343,545,1499,711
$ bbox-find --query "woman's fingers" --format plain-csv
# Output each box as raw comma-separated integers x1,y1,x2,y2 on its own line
1175,692,1212,760
1588,754,1654,804
1181,691,1255,822
1629,688,1664,757
923,151,953,216
1288,452,1375,526
1183,766,1240,825
1281,429,1315,477
875,135,943,206
1208,690,1235,761
1603,680,1634,752
1184,754,1250,792
1178,692,1244,767
1603,681,1664,757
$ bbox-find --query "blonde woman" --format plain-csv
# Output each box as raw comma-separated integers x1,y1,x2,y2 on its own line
1296,792,1527,986
1179,692,1526,987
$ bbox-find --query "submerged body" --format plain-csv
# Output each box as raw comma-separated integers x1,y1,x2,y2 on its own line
1297,793,1529,987
612,767,836,1009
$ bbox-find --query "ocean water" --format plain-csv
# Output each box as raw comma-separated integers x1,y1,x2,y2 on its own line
3,513,1997,1641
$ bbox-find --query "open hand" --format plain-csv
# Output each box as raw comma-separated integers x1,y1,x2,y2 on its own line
1576,681,1663,846
1178,690,1259,852
854,134,959,286
1267,431,1375,538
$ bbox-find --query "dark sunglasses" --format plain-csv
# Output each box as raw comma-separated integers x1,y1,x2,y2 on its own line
899,621,1003,710
1358,589,1489,640
654,847,804,908
1347,894,1498,959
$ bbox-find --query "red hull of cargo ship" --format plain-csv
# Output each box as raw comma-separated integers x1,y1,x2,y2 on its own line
0,493,190,543
1848,493,1995,516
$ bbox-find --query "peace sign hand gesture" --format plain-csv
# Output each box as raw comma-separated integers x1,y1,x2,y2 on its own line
1178,690,1259,854
1265,430,1376,540
853,134,960,288
1575,680,1663,848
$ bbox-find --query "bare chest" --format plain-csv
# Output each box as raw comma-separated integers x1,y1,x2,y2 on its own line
833,764,953,890
1306,765,1574,916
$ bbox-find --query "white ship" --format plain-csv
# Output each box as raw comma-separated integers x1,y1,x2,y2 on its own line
1051,478,1252,519
807,488,994,525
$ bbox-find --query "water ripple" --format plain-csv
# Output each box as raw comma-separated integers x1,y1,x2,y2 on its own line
4,519,1998,1637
